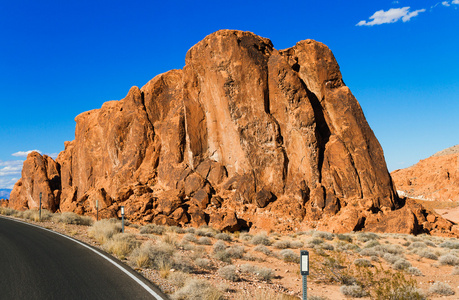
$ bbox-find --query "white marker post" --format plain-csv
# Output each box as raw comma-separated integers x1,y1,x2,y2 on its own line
121,206,125,233
301,250,309,300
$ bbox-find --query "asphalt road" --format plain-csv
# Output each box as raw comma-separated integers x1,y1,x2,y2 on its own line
0,216,167,300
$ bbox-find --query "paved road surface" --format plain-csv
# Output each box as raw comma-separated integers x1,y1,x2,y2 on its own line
0,216,167,300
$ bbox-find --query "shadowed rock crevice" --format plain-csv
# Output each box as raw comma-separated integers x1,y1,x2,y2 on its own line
8,30,454,236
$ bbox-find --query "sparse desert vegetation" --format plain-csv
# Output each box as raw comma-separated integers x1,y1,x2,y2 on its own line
2,206,459,299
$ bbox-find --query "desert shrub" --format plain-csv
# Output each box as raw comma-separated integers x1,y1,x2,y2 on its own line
309,296,329,300
195,226,217,237
256,267,275,281
226,245,244,259
368,269,425,300
172,278,223,300
356,232,379,242
353,258,373,267
129,241,175,269
212,240,227,253
0,207,16,216
439,254,459,266
89,219,122,243
383,253,404,265
279,249,300,263
439,240,459,249
57,212,93,225
392,259,411,271
306,237,324,247
195,258,213,270
273,240,290,249
318,243,334,251
215,232,232,241
197,236,212,245
182,233,198,243
312,231,334,241
239,232,253,241
340,284,367,298
452,266,459,275
139,224,166,235
172,252,195,273
242,253,260,261
414,249,438,260
384,244,404,255
184,227,195,234
407,267,423,276
213,251,232,263
337,233,353,243
103,233,139,259
240,264,258,273
335,241,359,252
254,244,272,256
251,233,271,246
408,242,427,249
168,226,186,234
363,240,380,248
429,282,455,296
217,265,239,281
168,271,189,288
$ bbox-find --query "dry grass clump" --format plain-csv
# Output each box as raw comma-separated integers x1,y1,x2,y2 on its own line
172,278,223,300
340,284,368,298
407,267,423,276
239,232,253,241
103,233,139,259
182,233,198,243
272,239,303,249
195,258,213,270
215,232,232,241
438,253,459,266
172,252,195,273
241,264,275,282
52,212,93,226
195,226,217,237
429,281,455,296
356,232,379,242
217,265,239,281
22,209,53,222
0,207,16,216
254,244,272,256
392,258,412,271
168,271,189,289
248,290,299,300
353,258,372,267
279,249,300,263
439,240,459,249
88,219,122,243
336,233,353,243
139,224,166,235
129,241,175,269
251,232,272,246
312,231,334,241
411,249,438,260
197,236,212,245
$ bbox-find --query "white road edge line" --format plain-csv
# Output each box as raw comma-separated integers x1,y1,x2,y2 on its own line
0,216,165,300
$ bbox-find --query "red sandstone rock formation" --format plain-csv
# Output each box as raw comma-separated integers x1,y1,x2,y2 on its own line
8,30,453,235
392,145,459,202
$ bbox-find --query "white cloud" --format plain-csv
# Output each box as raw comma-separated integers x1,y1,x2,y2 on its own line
357,6,426,26
442,1,451,6
453,0,459,4
0,160,23,189
12,150,41,157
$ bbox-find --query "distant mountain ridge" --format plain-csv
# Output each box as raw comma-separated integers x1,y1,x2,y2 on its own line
0,189,12,199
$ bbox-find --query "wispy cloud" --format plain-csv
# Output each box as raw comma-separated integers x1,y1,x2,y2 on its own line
453,0,459,4
442,1,451,6
12,150,41,157
357,7,426,26
0,160,23,189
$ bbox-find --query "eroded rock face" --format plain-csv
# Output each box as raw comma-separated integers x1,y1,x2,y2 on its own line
392,145,459,202
9,30,451,235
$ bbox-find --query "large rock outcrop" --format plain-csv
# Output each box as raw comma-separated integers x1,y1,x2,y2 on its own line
9,30,453,235
392,145,459,202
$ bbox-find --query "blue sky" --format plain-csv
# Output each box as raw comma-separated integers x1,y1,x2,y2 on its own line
0,0,458,190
